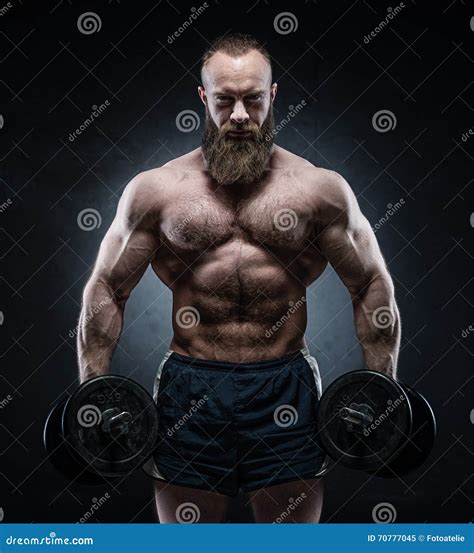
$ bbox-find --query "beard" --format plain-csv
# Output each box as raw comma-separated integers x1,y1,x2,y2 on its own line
201,105,275,186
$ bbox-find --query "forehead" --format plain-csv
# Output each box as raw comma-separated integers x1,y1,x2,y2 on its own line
202,50,271,92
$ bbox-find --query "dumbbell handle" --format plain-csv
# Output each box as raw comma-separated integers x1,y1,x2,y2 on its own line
101,408,133,435
108,411,132,426
339,406,373,427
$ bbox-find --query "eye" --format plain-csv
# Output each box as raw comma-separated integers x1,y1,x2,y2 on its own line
216,95,233,104
246,94,262,102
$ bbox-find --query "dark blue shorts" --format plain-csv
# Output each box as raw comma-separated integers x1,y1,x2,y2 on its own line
143,347,326,496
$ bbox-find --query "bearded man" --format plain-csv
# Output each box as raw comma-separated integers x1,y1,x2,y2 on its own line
77,33,400,523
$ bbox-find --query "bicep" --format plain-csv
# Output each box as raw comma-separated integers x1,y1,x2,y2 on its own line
87,174,160,301
316,177,389,296
92,221,158,301
318,217,387,294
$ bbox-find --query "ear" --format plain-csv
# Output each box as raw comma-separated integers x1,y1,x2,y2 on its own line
198,86,207,106
270,82,278,102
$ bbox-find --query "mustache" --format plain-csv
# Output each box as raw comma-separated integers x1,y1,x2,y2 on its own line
218,121,260,137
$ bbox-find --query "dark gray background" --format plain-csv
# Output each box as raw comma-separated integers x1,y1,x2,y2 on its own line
0,0,472,523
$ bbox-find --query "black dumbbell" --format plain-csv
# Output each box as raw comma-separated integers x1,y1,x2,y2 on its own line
315,370,436,478
44,375,159,486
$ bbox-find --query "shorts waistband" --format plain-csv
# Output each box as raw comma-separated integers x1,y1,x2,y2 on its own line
167,348,306,371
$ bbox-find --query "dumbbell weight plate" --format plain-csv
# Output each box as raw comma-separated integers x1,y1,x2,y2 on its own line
43,396,106,485
316,370,413,472
369,385,436,478
62,375,159,478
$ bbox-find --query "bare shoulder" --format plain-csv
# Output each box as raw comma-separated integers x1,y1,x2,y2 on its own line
117,166,179,226
271,146,356,215
289,162,360,226
121,166,177,202
117,148,205,225
162,147,203,171
312,168,355,212
271,145,315,170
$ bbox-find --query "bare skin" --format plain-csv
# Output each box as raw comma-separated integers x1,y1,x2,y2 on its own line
154,477,323,523
77,49,400,523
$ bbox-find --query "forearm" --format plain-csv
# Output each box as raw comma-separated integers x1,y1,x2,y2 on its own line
77,278,125,383
352,275,401,379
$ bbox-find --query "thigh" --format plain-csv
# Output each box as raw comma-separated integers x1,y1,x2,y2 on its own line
154,480,228,523
248,478,324,523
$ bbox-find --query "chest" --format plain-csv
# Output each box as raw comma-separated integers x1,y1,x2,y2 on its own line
160,186,316,252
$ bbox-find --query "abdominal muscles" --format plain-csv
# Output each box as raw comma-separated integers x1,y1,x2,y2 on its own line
169,240,309,361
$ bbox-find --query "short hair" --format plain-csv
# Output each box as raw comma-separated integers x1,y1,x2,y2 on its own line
200,33,272,83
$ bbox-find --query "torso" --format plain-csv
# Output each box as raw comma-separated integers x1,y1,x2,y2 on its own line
148,145,330,362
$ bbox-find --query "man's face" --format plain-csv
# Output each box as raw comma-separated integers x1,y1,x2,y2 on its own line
199,50,277,187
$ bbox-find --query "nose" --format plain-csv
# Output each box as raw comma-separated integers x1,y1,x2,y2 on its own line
230,101,249,126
